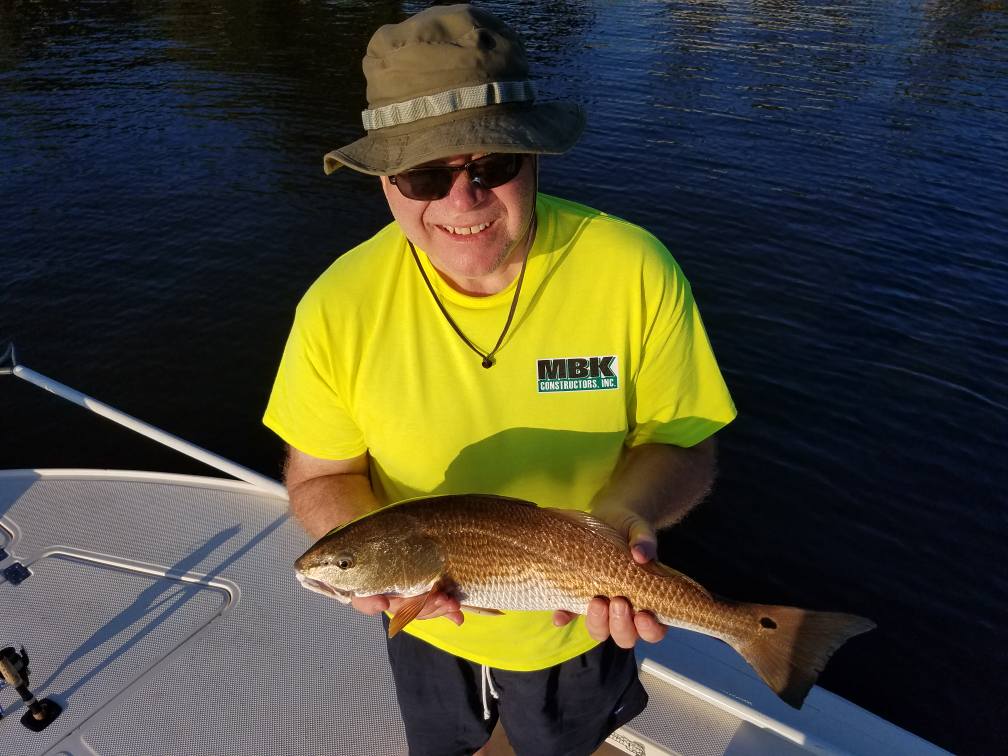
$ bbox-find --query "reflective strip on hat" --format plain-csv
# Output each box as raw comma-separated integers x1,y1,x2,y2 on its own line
362,80,537,131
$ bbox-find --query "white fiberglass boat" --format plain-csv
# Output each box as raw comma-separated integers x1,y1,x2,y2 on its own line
0,346,946,755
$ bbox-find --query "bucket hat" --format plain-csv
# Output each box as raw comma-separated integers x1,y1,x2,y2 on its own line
323,3,586,176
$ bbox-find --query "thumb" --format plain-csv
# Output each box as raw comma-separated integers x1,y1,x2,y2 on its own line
627,516,657,564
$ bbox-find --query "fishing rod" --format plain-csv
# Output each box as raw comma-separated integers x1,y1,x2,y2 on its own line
1,343,288,498
0,646,62,731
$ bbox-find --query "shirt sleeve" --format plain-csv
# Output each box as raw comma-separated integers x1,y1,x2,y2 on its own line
627,246,737,448
262,295,368,460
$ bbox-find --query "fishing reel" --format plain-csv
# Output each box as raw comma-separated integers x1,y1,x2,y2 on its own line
0,646,62,731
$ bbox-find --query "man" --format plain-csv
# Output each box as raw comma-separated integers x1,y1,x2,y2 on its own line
264,5,735,755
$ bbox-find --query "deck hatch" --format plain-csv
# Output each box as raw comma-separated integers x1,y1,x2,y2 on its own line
0,552,227,754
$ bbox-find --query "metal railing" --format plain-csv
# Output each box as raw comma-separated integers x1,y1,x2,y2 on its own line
2,344,288,498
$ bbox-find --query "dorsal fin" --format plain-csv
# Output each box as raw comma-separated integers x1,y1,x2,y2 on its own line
406,493,539,507
545,507,713,599
542,507,632,554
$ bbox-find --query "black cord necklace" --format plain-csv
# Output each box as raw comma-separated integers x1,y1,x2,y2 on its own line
408,221,531,368
409,162,539,369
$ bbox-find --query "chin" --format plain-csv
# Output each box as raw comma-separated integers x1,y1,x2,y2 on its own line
437,246,507,272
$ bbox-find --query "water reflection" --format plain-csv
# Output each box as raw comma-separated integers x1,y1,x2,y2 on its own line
907,0,1008,107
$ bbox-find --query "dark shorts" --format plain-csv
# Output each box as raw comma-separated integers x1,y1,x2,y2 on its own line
382,615,649,756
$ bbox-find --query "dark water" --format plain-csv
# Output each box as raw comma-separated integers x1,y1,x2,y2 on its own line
2,1,1006,753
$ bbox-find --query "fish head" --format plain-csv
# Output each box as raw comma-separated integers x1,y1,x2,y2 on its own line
294,509,444,603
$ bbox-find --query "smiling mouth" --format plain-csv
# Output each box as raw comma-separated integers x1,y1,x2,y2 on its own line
439,221,493,236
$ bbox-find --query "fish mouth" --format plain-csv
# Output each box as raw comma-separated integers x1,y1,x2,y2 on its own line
296,572,353,604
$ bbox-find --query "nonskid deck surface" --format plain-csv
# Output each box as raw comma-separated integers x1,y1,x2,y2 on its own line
0,470,404,756
0,471,946,756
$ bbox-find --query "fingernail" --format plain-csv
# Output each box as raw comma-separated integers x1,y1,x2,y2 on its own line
611,601,626,618
633,545,654,562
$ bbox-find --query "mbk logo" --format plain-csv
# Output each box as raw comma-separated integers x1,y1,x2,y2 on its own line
537,356,616,380
536,356,619,393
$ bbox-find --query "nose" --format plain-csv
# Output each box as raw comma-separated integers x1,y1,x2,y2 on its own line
444,166,487,208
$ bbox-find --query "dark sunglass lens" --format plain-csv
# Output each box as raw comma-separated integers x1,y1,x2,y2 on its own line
396,168,453,200
471,154,523,188
394,154,524,199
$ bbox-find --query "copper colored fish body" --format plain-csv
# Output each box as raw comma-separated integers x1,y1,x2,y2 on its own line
295,494,875,708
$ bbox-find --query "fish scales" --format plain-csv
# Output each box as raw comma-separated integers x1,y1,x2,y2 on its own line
429,497,726,637
295,493,876,709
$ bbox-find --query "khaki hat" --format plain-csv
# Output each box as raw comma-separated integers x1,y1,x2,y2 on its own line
323,3,585,176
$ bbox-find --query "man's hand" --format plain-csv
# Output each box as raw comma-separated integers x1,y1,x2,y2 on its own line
550,442,717,648
552,505,669,648
351,591,465,626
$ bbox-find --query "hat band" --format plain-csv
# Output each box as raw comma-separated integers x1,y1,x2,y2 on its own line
362,80,537,132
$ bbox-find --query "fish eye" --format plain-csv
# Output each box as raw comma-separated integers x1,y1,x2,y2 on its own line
335,555,355,570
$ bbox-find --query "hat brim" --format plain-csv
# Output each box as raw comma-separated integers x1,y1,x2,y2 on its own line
323,101,585,176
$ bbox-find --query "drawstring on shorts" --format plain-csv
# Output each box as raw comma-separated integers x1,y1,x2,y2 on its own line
480,664,499,720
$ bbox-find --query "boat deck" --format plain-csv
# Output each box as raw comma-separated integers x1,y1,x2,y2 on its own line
0,470,944,756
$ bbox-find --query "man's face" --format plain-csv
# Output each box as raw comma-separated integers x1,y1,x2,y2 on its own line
380,153,536,295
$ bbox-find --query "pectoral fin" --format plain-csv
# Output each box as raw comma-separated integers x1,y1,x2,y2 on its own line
388,592,433,637
461,605,505,617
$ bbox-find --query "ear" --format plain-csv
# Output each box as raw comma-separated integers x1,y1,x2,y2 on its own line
379,175,398,209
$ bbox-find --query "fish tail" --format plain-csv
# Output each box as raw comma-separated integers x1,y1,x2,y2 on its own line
730,604,876,708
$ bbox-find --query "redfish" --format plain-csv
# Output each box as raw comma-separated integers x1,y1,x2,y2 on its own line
295,494,874,708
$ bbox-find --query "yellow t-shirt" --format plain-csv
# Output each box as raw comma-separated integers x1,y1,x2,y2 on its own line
264,193,736,670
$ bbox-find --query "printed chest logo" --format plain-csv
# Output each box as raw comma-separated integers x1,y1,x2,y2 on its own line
536,356,619,393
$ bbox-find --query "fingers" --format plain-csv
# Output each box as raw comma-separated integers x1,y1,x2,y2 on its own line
582,596,666,648
424,593,464,626
591,506,658,565
608,597,639,649
351,594,390,615
352,592,464,625
585,598,610,640
633,608,667,643
397,592,462,622
553,610,577,627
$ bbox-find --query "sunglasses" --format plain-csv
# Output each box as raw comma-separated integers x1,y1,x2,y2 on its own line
388,153,525,201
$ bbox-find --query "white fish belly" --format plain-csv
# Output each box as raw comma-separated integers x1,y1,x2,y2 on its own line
458,578,729,640
459,580,589,615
